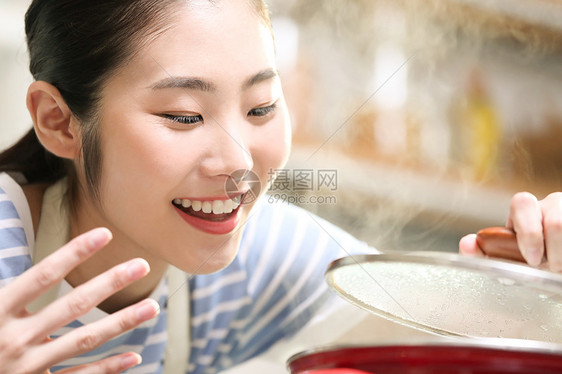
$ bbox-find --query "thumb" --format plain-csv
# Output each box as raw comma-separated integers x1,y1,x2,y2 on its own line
459,233,484,256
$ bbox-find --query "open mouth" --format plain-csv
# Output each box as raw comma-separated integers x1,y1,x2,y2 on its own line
172,193,246,222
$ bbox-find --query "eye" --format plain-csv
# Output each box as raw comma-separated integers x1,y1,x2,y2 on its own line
163,114,203,125
248,102,277,117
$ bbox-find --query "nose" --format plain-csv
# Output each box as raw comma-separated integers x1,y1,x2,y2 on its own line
199,123,254,178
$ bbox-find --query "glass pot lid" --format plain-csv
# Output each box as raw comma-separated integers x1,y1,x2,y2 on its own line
325,252,562,343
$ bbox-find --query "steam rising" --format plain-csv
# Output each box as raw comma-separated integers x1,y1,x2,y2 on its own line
271,0,562,253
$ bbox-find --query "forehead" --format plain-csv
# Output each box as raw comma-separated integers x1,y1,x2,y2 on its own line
112,0,275,90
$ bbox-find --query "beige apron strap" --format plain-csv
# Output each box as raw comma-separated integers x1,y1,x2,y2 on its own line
164,266,190,373
27,179,69,314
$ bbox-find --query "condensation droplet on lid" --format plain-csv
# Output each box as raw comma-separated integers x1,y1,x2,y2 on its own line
497,277,516,286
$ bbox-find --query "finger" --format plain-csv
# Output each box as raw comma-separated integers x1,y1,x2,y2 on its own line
459,234,484,256
29,258,150,340
1,228,112,313
35,299,159,368
55,352,141,374
540,192,562,272
507,192,544,267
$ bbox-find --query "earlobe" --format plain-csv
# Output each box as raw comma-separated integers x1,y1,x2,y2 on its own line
26,81,81,159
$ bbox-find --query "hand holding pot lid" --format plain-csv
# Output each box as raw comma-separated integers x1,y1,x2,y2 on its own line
460,192,562,273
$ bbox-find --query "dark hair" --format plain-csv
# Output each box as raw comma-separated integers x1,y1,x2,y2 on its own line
0,0,272,205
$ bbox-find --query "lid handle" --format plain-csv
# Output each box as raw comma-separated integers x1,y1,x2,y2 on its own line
476,226,526,263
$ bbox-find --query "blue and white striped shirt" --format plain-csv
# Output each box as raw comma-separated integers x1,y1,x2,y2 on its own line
0,186,32,286
0,174,375,373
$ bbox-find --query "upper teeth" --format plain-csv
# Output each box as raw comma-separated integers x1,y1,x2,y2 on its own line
173,197,241,214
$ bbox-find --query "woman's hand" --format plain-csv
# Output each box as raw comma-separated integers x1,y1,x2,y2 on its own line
460,192,562,272
0,228,160,374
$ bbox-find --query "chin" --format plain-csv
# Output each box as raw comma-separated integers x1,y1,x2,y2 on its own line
192,258,236,275
176,241,240,275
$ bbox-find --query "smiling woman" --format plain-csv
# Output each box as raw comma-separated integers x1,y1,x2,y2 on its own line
0,0,561,374
0,0,357,373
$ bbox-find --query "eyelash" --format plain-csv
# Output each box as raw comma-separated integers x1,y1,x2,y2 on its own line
163,103,277,126
248,102,277,117
163,114,203,125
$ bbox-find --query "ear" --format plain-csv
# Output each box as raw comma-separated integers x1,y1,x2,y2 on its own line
26,81,81,159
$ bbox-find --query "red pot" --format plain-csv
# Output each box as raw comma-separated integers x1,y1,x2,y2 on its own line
288,343,562,374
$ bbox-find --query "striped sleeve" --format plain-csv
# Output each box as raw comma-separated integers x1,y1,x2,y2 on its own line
188,198,376,373
0,185,32,287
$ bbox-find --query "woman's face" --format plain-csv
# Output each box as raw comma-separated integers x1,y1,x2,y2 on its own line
90,0,290,273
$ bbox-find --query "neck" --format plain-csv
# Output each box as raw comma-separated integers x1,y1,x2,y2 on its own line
67,194,169,314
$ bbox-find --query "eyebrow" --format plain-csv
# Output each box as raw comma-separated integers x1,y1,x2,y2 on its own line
150,76,215,92
149,68,279,92
242,68,279,89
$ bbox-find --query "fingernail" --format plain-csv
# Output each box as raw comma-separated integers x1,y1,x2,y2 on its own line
127,259,150,279
525,248,542,267
136,299,160,320
88,228,112,249
121,352,142,369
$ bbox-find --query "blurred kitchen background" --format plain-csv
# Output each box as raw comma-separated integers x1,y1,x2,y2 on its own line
267,0,562,254
2,0,562,254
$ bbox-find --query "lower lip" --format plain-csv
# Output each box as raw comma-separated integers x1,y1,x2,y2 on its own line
173,205,242,235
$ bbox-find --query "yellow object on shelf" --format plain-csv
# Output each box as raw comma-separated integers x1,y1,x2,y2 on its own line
461,69,502,181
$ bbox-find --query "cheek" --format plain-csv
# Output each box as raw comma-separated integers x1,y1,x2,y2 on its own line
260,117,290,163
275,109,293,166
98,119,189,205
253,111,292,183
104,111,202,173
104,131,165,182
